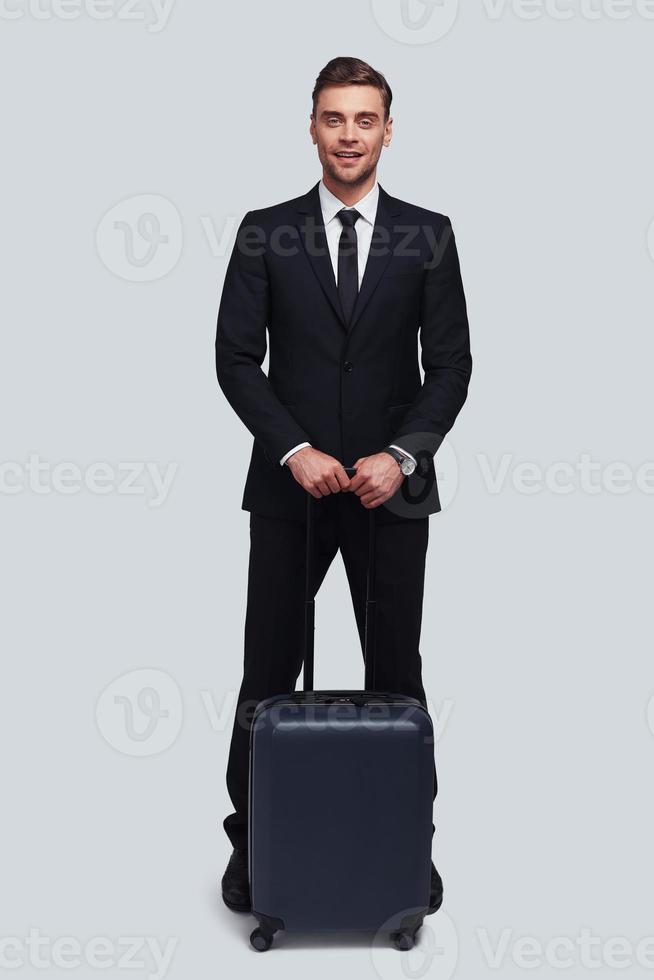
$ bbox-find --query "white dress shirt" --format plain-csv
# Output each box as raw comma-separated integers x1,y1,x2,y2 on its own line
279,178,417,471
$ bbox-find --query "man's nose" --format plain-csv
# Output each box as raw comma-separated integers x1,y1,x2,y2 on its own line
340,123,359,143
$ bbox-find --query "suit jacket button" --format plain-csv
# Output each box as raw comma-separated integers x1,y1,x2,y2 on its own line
343,361,353,373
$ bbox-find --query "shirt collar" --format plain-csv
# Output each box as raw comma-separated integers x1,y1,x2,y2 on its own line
318,178,379,227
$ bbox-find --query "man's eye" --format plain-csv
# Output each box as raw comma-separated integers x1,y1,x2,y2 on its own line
360,119,372,127
327,118,340,125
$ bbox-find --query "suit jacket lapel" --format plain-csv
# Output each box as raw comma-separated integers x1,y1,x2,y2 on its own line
295,181,345,328
349,184,402,333
294,181,404,335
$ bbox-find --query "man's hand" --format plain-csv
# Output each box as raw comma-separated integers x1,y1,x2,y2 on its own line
286,447,352,498
348,452,404,509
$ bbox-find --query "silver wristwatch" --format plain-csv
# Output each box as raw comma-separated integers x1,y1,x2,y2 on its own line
383,446,416,476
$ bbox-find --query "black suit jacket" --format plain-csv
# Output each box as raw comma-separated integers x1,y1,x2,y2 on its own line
215,180,472,524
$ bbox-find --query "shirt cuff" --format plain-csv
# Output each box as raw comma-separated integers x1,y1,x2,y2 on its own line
280,442,312,466
389,444,418,467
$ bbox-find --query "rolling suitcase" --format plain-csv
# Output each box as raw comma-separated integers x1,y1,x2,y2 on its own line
248,467,436,951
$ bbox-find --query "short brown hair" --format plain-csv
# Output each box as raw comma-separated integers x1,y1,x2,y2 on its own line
312,56,393,121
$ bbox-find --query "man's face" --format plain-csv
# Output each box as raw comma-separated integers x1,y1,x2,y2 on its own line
310,84,392,189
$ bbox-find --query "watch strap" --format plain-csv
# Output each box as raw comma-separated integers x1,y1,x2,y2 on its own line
382,446,404,466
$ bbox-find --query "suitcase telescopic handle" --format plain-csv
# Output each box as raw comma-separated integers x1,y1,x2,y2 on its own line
302,466,377,694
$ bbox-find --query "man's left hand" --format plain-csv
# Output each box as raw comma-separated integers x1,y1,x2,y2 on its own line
347,452,404,509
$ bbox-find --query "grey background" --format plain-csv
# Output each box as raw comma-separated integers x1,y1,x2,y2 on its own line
2,0,653,976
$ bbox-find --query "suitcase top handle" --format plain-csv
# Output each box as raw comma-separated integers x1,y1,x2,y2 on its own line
302,466,377,693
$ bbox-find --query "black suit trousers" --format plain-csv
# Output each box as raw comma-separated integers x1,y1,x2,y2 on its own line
223,489,437,852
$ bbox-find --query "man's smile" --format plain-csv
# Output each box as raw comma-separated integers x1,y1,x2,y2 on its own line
334,150,363,162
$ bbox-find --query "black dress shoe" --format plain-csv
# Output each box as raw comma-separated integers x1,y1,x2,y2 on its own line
428,860,443,913
221,848,251,912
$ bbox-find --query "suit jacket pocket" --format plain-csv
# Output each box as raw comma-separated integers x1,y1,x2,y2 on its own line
384,267,425,279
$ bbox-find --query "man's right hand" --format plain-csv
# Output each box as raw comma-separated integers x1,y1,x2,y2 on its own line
285,447,352,498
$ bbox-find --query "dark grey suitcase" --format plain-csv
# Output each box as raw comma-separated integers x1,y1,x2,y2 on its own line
248,468,436,951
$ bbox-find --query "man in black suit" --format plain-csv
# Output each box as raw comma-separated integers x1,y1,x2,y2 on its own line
216,56,472,913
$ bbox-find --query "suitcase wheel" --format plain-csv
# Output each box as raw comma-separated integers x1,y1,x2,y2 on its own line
250,927,274,952
391,913,426,951
390,909,425,950
391,928,416,951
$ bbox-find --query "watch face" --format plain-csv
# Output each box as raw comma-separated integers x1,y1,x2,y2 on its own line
400,458,416,476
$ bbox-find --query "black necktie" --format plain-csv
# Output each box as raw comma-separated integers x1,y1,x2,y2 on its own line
337,208,361,326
